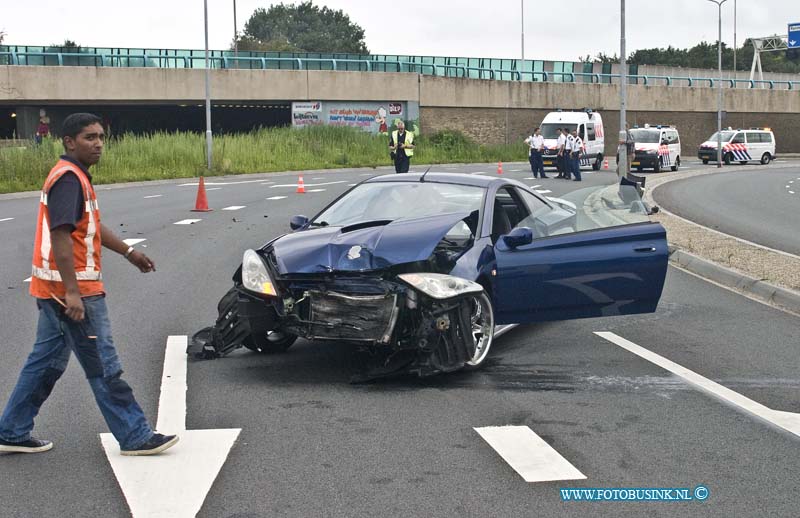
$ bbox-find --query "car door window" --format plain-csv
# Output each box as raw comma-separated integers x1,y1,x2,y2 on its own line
586,123,596,141
731,132,745,144
762,132,773,143
745,132,759,144
491,187,531,242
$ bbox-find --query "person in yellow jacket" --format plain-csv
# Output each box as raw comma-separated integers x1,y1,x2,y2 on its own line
388,121,415,173
0,113,178,456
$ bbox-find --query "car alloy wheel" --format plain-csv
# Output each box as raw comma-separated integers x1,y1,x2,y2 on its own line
760,153,771,165
464,292,495,369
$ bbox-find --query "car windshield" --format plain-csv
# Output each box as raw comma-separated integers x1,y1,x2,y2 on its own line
629,129,661,143
313,182,485,227
708,131,735,142
541,123,577,139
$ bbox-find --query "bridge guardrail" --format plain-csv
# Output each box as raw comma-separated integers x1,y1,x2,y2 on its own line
2,51,799,90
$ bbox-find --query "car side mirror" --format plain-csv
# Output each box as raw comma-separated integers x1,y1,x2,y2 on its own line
289,215,309,230
502,227,533,249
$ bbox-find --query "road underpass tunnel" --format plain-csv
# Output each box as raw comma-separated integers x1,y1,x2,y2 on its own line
3,103,292,139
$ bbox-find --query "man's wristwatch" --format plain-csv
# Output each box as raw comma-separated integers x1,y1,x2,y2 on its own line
124,246,135,259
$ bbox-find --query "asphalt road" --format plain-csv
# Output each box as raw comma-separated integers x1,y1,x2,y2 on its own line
1,163,798,518
652,162,800,255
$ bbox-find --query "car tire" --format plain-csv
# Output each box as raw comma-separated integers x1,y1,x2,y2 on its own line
463,292,495,370
702,159,709,165
671,156,680,171
243,331,297,354
760,153,771,165
739,161,748,165
592,155,601,171
724,153,733,165
653,159,661,173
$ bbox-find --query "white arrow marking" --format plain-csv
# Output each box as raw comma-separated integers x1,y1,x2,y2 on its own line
174,219,202,225
123,238,147,246
101,335,241,518
595,332,800,439
475,426,586,482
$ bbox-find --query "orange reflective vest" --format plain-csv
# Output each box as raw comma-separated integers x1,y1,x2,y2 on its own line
30,159,104,299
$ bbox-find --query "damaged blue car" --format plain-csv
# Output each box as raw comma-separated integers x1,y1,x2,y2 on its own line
193,172,668,380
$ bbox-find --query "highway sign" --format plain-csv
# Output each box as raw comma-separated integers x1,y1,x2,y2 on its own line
789,23,800,48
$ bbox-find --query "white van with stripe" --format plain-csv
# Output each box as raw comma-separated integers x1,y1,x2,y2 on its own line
629,125,681,172
698,128,776,165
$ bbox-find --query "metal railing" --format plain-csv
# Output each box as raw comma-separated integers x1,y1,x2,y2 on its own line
2,49,798,90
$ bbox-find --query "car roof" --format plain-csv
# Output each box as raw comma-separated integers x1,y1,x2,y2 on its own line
364,172,524,189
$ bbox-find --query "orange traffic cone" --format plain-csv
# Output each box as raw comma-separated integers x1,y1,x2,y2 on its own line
296,175,306,194
497,161,503,175
191,176,212,212
603,158,609,170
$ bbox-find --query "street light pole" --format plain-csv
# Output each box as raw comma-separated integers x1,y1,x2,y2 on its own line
733,0,737,73
617,0,628,178
708,0,727,168
521,0,525,63
233,0,238,56
204,0,213,170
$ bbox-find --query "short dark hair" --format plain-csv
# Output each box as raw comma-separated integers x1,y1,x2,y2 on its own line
62,113,102,139
534,127,540,132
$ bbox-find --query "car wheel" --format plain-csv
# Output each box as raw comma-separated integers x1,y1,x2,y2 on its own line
592,156,601,171
702,159,709,165
243,330,297,354
653,159,661,173
739,161,748,165
760,153,771,165
671,156,680,171
463,292,495,370
724,153,733,165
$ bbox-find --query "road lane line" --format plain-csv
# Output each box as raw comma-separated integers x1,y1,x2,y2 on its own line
312,177,325,180
348,183,357,186
306,189,326,193
535,189,552,194
180,179,267,186
143,195,163,199
205,187,222,191
221,206,246,211
595,332,800,439
123,239,147,246
266,196,287,200
530,184,541,189
0,217,15,222
174,219,202,225
270,180,346,188
475,426,586,483
24,277,31,283
789,191,796,195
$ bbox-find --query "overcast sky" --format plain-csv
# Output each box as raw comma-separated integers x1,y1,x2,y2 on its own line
3,0,797,61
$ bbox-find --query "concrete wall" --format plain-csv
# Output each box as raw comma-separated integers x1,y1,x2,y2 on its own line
3,65,798,151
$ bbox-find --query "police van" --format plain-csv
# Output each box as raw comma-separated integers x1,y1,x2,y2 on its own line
698,128,776,165
629,124,681,172
539,109,605,171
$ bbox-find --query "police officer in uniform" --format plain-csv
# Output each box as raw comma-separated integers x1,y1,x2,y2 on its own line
389,121,415,173
571,128,583,181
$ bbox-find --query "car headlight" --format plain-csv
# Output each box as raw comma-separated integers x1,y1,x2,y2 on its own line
398,273,483,300
241,249,277,296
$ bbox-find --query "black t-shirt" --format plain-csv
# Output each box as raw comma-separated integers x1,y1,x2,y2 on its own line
390,131,407,159
47,156,93,231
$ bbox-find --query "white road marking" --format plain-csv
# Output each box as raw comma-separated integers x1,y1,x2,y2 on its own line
270,180,346,188
101,336,241,518
1,217,15,222
24,277,31,283
306,188,326,193
789,180,794,184
221,206,246,211
312,177,325,180
180,179,268,186
523,177,536,180
260,181,274,185
348,183,358,186
470,171,490,175
595,332,800,439
143,195,163,199
535,189,552,194
266,196,287,200
174,219,202,225
123,239,147,246
205,187,222,191
360,173,374,176
475,426,586,483
510,168,525,172
530,184,541,189
787,185,792,189
790,191,796,195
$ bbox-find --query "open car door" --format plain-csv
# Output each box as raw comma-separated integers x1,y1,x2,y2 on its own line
489,184,668,325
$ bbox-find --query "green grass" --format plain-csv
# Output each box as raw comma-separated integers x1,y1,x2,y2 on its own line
0,126,529,194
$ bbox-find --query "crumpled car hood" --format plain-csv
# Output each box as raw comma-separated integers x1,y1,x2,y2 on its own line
268,212,471,274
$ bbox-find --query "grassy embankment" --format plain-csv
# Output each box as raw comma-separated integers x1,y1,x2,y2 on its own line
0,126,528,194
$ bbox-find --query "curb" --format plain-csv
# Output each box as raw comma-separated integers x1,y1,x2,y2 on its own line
668,246,800,316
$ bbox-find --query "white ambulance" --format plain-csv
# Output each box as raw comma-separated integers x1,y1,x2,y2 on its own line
629,124,682,172
539,109,605,171
697,128,776,165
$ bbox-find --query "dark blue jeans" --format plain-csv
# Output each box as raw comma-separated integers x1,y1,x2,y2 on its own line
0,296,153,450
529,151,545,178
571,153,583,181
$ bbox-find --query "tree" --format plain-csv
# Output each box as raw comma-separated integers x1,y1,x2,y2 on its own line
0,29,6,45
236,1,369,54
628,40,800,73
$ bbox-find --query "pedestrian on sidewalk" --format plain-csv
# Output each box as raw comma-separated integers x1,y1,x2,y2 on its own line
0,113,179,456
